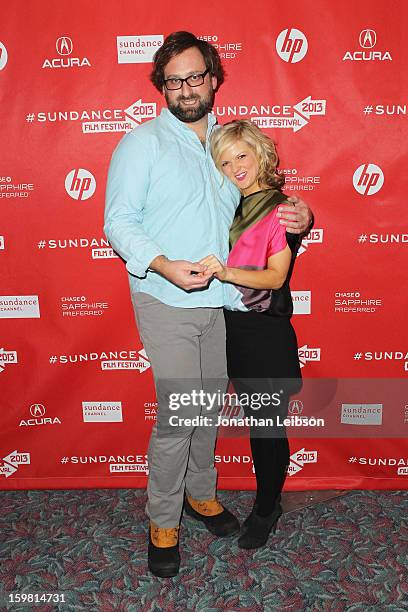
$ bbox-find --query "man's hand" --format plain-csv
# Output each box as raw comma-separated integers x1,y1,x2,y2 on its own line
276,196,313,235
149,255,213,290
199,254,228,281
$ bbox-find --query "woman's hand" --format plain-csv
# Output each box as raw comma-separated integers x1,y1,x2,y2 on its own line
199,254,229,281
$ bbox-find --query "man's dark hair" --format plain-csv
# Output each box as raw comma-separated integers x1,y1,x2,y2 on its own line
150,31,225,92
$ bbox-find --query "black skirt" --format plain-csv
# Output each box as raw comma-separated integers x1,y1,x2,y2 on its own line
224,309,302,400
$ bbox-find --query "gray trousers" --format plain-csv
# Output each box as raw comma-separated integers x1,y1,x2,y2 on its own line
132,292,228,528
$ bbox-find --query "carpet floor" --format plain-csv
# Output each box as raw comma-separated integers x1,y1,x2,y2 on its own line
0,489,407,611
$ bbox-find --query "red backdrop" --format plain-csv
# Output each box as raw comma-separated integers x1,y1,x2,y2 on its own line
1,0,407,490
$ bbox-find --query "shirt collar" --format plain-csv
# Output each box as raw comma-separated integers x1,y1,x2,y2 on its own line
160,107,217,141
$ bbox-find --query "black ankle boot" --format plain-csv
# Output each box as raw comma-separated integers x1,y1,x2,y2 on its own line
241,494,281,533
238,498,282,550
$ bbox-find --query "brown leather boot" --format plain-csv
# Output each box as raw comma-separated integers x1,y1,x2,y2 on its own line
184,495,240,537
148,522,180,578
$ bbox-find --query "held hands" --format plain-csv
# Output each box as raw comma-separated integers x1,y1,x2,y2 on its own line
276,196,313,235
150,255,213,290
199,254,228,281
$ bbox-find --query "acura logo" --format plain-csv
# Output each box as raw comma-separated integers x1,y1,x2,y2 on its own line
30,403,46,417
288,400,303,415
359,29,376,49
56,37,73,56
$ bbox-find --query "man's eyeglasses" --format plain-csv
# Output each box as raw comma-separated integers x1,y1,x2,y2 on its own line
164,69,210,91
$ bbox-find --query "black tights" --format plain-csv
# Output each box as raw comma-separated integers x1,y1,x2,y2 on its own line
250,433,289,516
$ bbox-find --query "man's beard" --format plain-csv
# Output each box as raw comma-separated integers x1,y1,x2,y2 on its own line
166,89,215,123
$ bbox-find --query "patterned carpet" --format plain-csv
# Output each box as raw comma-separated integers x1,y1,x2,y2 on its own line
0,489,407,611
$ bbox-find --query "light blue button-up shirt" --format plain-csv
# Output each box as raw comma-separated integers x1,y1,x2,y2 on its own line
104,108,240,308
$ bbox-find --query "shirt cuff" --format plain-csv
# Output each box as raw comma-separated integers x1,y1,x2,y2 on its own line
125,245,164,278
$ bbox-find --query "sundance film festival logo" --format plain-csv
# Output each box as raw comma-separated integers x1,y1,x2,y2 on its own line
36,236,118,261
27,99,157,134
361,234,408,245
110,462,148,474
298,345,321,369
363,104,407,118
117,35,163,63
276,28,308,63
60,454,149,474
249,95,325,132
65,169,96,201
343,29,392,61
0,347,18,373
0,451,30,478
49,348,150,373
288,448,317,476
102,348,150,372
297,228,324,257
0,42,8,70
348,455,408,476
354,350,408,373
353,164,384,196
42,37,91,68
82,99,157,133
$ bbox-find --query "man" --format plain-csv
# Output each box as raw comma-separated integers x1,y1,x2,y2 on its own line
104,31,312,577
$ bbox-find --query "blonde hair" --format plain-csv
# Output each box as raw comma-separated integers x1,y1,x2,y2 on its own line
211,120,285,190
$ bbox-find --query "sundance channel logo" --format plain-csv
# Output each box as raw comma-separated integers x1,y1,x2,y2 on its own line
291,291,311,315
117,35,163,63
341,403,383,426
82,401,123,423
0,296,40,319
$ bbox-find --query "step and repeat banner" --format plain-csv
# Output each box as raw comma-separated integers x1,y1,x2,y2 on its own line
1,1,407,490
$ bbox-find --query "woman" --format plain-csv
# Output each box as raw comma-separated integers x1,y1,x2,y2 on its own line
200,120,302,549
